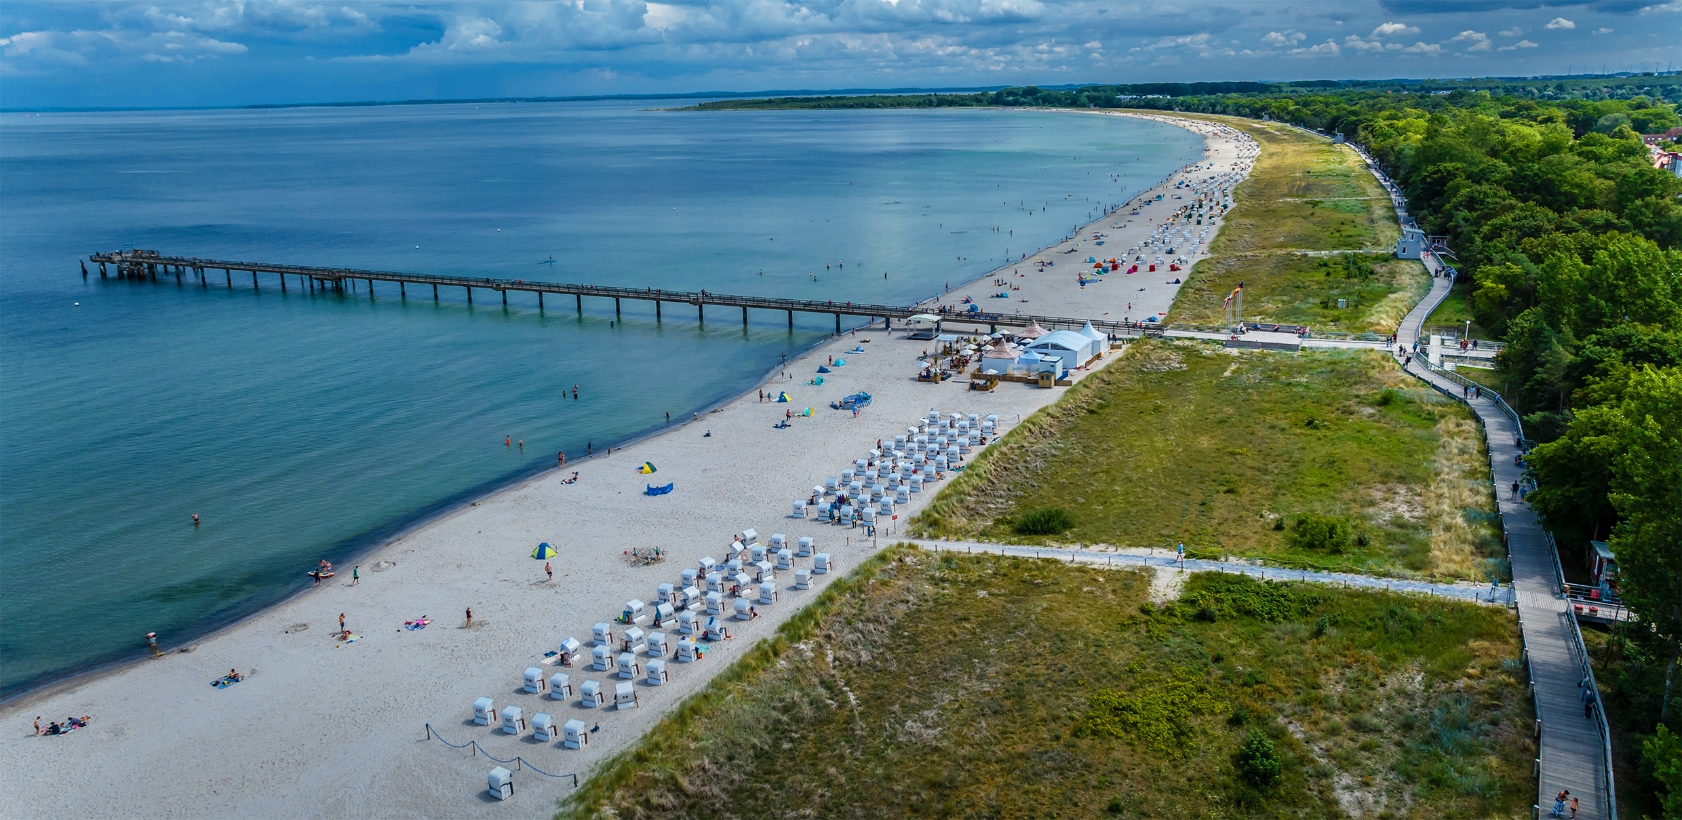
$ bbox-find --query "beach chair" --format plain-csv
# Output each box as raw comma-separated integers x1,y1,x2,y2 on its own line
532,712,557,742
814,553,833,575
501,706,525,735
705,590,724,614
733,597,753,620
725,558,744,574
675,638,700,663
621,599,647,625
739,529,759,547
677,609,699,635
523,666,546,694
620,627,647,655
580,680,605,708
657,582,677,607
616,652,640,680
793,501,806,518
757,582,778,605
472,697,495,726
909,477,924,493
591,645,613,672
549,672,573,700
652,602,676,628
680,567,699,588
646,631,668,658
753,560,775,582
615,681,638,711
770,533,786,550
703,617,727,641
750,545,767,564
896,487,910,504
775,548,794,570
678,585,702,610
558,637,583,666
798,536,815,557
698,557,716,576
646,659,669,686
729,571,752,594
592,622,613,647
795,569,811,590
562,719,589,749
705,571,724,593
488,767,513,801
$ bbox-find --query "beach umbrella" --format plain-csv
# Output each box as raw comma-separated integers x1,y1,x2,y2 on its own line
907,313,941,323
533,542,557,559
637,462,657,474
776,391,792,402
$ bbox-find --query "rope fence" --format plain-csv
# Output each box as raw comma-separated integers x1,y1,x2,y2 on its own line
422,724,580,788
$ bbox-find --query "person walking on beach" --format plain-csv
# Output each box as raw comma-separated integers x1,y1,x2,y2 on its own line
146,632,161,659
558,452,566,467
465,608,473,629
352,566,360,586
545,562,553,582
339,613,346,635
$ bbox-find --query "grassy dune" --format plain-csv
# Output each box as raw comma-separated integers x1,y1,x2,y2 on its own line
1165,116,1421,335
565,548,1535,819
912,340,1504,580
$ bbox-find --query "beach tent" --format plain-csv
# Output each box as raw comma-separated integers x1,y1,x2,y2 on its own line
1016,321,1049,340
776,391,791,403
645,483,674,496
833,359,846,367
816,365,831,373
799,407,813,417
533,542,557,559
907,313,942,323
811,377,824,386
637,462,657,474
1027,331,1095,373
1078,321,1108,351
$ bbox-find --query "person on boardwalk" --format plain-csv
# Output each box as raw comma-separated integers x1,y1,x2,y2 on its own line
545,562,553,582
1552,790,1568,817
146,632,161,659
1581,684,1596,718
1569,795,1578,818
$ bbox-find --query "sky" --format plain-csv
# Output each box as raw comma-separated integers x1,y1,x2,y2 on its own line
2,0,1678,108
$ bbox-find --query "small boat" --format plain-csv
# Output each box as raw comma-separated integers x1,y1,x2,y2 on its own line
308,570,335,580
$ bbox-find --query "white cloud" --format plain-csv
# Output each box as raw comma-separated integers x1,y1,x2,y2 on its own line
1450,30,1489,51
1401,41,1440,54
1497,39,1538,51
1151,53,1180,65
1594,27,1613,34
1083,40,1100,48
1289,38,1341,57
1,27,247,70
1545,17,1575,30
1371,22,1419,37
1261,30,1305,46
1343,34,1386,53
1497,27,1522,37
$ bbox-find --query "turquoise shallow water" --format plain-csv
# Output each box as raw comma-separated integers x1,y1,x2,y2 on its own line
0,101,1201,694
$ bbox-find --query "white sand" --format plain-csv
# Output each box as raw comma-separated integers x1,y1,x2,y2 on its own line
0,113,1253,819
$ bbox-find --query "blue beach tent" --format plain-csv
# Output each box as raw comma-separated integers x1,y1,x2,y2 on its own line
645,483,674,496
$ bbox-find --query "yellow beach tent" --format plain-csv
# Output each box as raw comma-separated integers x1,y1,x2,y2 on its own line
637,462,657,474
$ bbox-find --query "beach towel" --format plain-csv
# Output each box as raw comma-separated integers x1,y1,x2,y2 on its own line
646,483,674,496
335,634,361,646
211,676,242,689
405,618,431,630
849,346,865,353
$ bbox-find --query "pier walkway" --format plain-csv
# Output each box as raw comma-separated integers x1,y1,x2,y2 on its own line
87,249,1167,339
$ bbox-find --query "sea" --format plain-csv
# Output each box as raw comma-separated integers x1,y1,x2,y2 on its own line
0,100,1202,695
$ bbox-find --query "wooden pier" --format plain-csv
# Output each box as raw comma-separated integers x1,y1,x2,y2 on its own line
85,249,1167,339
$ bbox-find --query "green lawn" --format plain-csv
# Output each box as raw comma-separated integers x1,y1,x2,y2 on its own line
567,547,1536,820
913,340,1504,580
1423,277,1495,341
1172,252,1428,334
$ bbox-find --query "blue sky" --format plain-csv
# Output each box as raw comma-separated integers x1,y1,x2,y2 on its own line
2,0,1678,108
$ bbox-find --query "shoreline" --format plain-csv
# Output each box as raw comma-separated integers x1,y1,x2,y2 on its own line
0,112,1252,818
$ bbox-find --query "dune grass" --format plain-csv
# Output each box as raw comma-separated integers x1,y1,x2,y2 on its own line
562,549,1535,819
1172,252,1429,334
1163,116,1421,336
911,339,1505,580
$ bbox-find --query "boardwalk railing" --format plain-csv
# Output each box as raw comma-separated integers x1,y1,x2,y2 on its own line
1565,618,1621,819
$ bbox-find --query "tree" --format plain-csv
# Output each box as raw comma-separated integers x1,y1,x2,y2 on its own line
1233,729,1282,790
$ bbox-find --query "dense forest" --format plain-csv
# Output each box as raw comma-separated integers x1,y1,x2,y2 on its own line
697,76,1682,815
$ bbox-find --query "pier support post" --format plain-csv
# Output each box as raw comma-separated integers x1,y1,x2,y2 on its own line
654,300,660,321
698,303,704,323
368,279,374,300
502,290,507,306
253,271,259,290
742,306,748,327
280,273,286,293
99,262,107,279
615,298,621,319
788,310,793,329
226,269,232,288
309,278,316,293
466,287,472,305
81,260,89,278
538,292,543,310
400,282,405,299
576,294,582,314
835,313,842,334
433,284,438,301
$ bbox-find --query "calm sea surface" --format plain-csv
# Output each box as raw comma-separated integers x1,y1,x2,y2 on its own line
0,101,1200,694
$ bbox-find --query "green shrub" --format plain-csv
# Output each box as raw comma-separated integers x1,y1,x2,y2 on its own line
1288,512,1352,553
1234,729,1283,790
1014,506,1076,535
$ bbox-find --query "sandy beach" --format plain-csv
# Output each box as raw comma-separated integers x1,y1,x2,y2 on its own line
0,112,1254,818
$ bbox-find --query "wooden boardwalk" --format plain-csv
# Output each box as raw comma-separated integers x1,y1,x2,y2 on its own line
1398,265,1617,820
